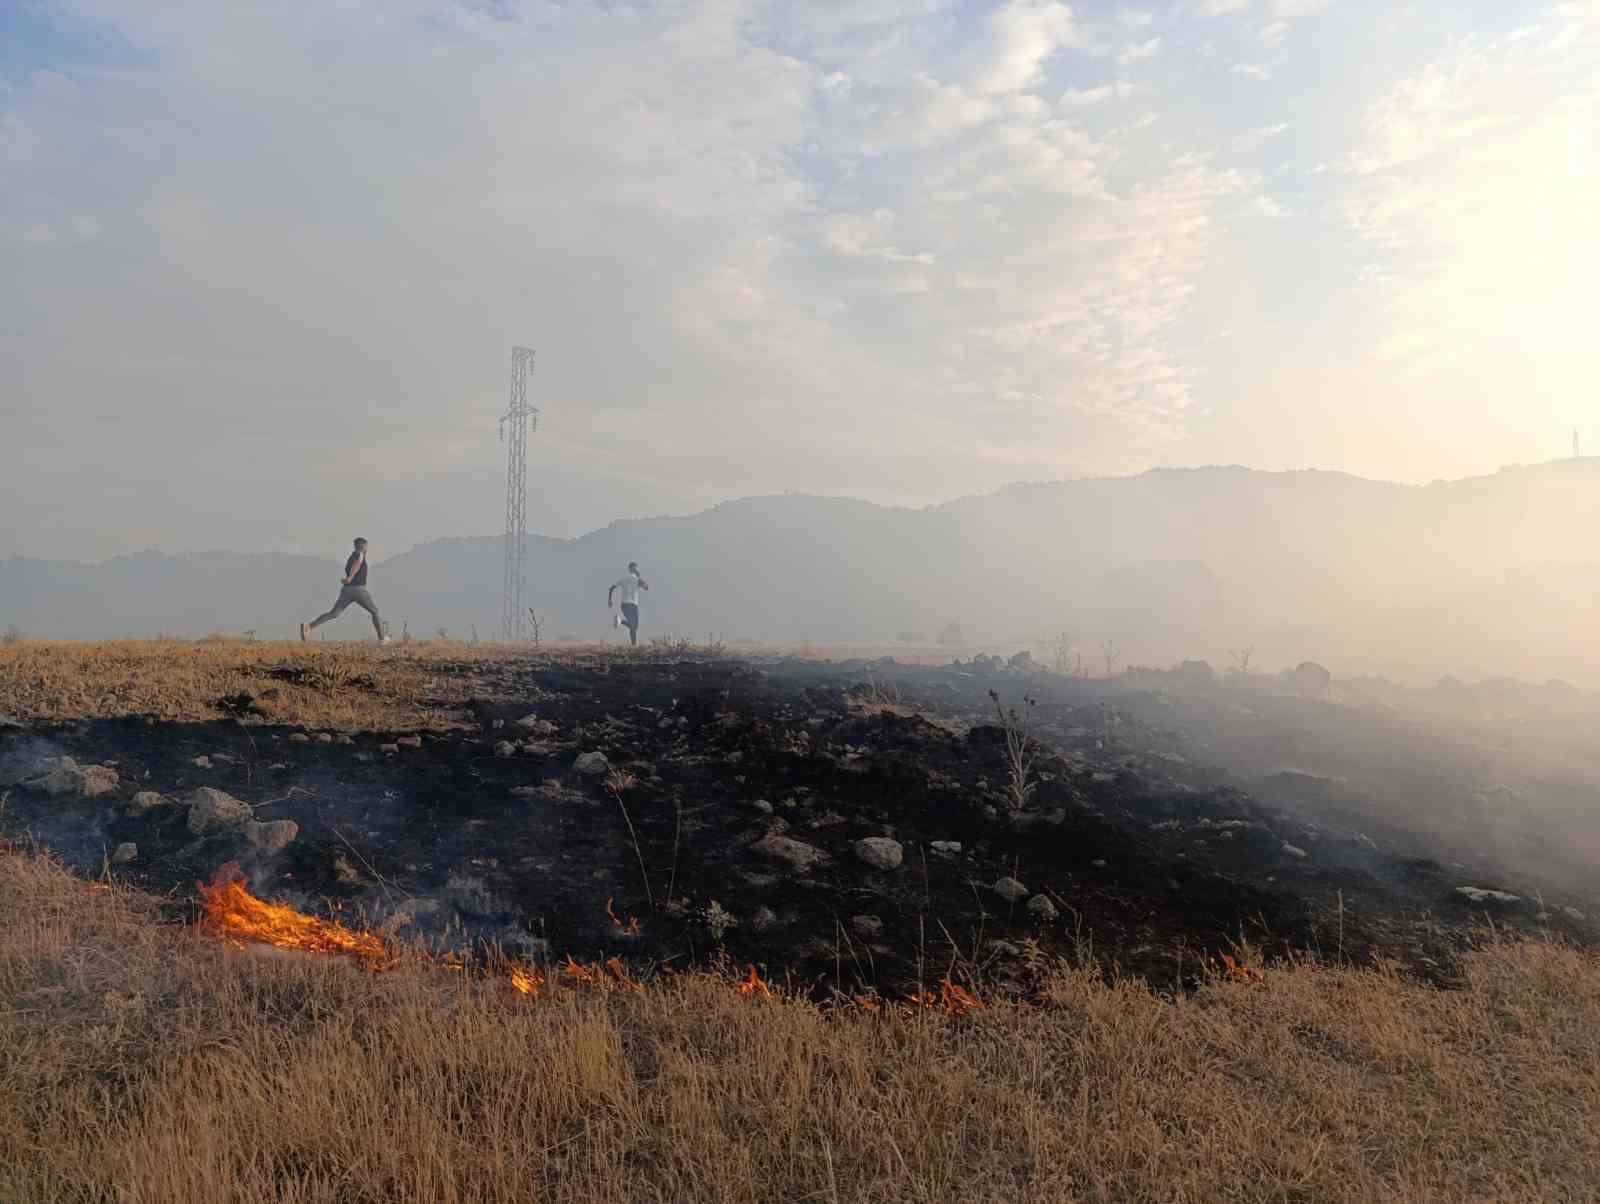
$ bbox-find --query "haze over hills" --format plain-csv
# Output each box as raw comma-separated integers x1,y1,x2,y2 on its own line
6,460,1600,684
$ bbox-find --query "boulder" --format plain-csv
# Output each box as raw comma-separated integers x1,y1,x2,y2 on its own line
289,733,310,744
243,819,299,854
1287,661,1332,698
853,837,904,871
1456,886,1520,905
494,740,518,757
516,715,558,736
127,790,175,815
1026,894,1058,921
1281,842,1309,860
752,835,825,871
28,761,120,798
992,876,1029,903
850,914,884,938
186,787,252,834
111,842,138,865
396,735,422,749
930,840,962,857
574,751,610,776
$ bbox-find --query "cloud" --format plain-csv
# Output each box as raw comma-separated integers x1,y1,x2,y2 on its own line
1116,37,1164,64
1195,0,1251,14
963,0,1083,96
1231,62,1272,79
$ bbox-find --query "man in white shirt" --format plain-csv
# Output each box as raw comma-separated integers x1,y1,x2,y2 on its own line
606,561,649,646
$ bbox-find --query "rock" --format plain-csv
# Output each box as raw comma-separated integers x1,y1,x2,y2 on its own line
992,876,1029,903
316,733,335,744
1007,650,1036,672
396,735,422,749
1562,906,1586,922
1456,886,1521,905
379,743,399,754
127,790,175,815
336,735,354,746
850,914,883,938
748,906,780,932
111,842,138,865
1091,859,1107,869
1281,842,1309,859
243,819,299,854
289,733,310,744
574,751,610,776
516,715,558,736
192,755,213,769
1026,894,1058,921
752,835,826,871
186,786,252,834
1,748,72,786
748,798,774,815
28,761,120,798
1287,661,1332,698
853,837,904,871
930,840,962,857
494,740,518,757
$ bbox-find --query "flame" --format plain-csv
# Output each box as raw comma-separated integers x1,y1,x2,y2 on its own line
605,896,642,935
905,979,984,1017
1218,954,1265,984
563,954,602,987
738,964,774,999
605,956,642,992
508,964,543,997
197,867,389,967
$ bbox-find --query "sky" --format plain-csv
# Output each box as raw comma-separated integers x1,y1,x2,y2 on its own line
3,0,1597,561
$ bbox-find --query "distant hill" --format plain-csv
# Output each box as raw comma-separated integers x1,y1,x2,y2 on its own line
7,460,1600,682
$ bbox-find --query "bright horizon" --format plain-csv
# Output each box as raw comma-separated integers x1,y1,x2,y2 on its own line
5,0,1598,561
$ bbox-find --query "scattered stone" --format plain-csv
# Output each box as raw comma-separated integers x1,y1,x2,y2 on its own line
520,741,554,756
28,761,120,798
243,819,299,854
748,798,774,815
1281,842,1309,860
316,733,335,744
336,735,354,746
186,786,252,834
850,914,883,938
379,743,400,755
396,735,422,749
1561,906,1586,922
516,715,558,736
853,837,904,871
748,906,780,932
1456,886,1520,905
494,740,518,757
192,755,213,769
930,840,962,857
574,751,610,776
1026,894,1058,921
1091,859,1108,869
289,733,310,744
127,790,175,815
752,834,826,871
992,876,1029,903
111,842,138,865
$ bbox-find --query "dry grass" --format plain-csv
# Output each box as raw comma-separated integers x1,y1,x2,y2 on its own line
3,849,1599,1202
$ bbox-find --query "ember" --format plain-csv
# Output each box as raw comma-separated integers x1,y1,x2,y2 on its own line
605,896,642,934
508,964,542,997
197,865,390,967
1218,954,1265,984
906,978,984,1017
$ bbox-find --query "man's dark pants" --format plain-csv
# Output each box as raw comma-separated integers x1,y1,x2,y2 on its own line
620,602,640,646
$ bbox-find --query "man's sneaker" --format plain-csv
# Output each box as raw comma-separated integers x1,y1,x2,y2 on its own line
299,622,309,643
378,635,392,646
614,613,622,629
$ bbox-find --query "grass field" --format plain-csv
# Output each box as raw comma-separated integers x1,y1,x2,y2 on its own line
3,847,1599,1202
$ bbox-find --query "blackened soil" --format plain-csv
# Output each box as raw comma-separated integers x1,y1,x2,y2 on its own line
3,655,1591,997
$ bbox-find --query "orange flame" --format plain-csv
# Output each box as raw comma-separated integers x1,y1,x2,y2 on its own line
606,956,643,992
1218,954,1265,984
508,964,542,997
738,964,774,999
563,954,602,987
198,868,389,967
605,896,642,935
904,978,984,1017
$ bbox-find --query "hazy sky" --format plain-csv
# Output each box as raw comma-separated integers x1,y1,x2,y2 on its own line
4,0,1597,560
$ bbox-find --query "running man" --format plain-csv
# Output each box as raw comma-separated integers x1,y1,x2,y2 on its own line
301,538,389,643
607,561,649,646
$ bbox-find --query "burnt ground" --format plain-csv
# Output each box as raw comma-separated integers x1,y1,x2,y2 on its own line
2,653,1596,998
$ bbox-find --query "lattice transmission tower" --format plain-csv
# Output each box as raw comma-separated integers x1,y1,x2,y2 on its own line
499,346,538,641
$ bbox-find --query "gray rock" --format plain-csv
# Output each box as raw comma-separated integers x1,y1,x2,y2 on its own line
992,876,1029,903
516,715,558,736
289,733,310,743
28,761,120,798
1091,859,1107,869
930,840,962,857
752,834,826,871
111,842,138,865
1456,886,1520,904
1281,842,1309,860
336,735,354,746
192,755,213,769
243,819,299,854
850,914,883,938
748,798,774,814
494,740,518,757
127,790,175,815
186,786,252,834
316,733,335,744
748,906,780,932
853,837,904,871
1562,906,1586,922
574,751,610,776
396,735,422,749
1,748,71,786
379,743,400,754
1026,894,1058,921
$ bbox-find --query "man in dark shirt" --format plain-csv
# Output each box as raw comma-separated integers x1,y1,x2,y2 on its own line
301,537,388,643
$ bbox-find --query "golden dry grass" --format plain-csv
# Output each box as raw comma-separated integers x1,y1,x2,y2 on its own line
3,849,1599,1202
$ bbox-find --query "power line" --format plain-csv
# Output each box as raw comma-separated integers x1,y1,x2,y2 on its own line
499,346,537,641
